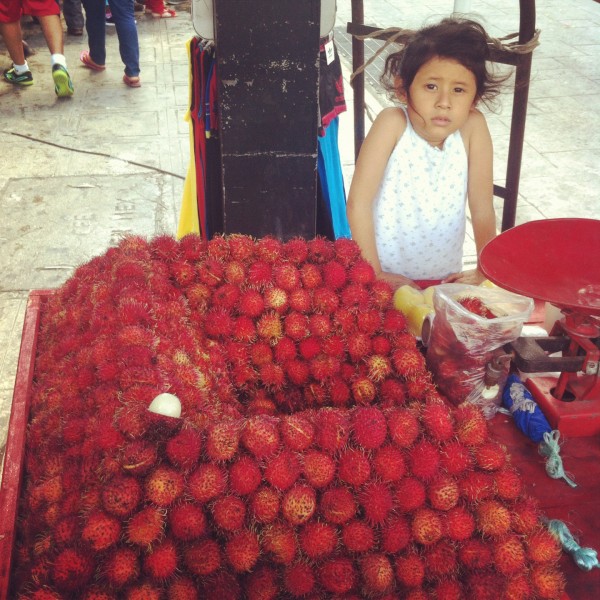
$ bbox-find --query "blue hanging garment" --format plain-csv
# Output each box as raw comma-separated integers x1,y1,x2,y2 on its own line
502,373,552,443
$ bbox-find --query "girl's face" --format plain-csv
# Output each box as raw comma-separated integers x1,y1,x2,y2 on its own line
402,56,478,148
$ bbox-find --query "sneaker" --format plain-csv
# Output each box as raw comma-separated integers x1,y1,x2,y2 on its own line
3,66,34,86
52,64,74,97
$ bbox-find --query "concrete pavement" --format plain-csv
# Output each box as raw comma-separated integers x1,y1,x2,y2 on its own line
1,1,599,464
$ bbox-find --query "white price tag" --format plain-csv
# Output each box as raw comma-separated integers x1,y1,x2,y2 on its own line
324,40,335,65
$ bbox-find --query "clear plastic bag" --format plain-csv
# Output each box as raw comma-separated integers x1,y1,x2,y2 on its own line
426,283,533,413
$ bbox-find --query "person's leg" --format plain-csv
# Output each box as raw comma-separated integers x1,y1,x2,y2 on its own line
0,21,26,65
37,14,64,55
81,0,107,66
108,0,140,77
62,0,85,34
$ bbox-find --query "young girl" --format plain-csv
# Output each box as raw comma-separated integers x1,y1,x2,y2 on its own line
347,18,506,289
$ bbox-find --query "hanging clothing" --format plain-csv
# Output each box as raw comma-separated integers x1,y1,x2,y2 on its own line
316,34,350,240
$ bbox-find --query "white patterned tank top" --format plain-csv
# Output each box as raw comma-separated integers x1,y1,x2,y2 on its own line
373,105,468,280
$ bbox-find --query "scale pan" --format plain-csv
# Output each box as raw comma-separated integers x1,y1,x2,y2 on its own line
479,218,600,316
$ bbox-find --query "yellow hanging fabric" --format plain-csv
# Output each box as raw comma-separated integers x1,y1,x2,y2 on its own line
177,38,200,239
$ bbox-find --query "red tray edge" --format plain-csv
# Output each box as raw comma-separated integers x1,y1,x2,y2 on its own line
0,290,53,599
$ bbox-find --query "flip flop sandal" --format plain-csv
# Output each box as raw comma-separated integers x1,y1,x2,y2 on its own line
151,9,176,18
80,50,105,71
123,74,141,88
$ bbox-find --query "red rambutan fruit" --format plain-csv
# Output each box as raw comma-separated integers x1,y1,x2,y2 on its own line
224,259,246,285
259,361,286,389
320,485,357,525
183,538,221,576
439,439,474,475
248,260,273,288
360,553,394,594
273,262,301,290
262,523,298,564
249,485,280,523
245,565,278,600
170,260,196,288
351,376,377,404
229,454,262,496
205,420,241,462
338,448,371,486
352,406,387,449
312,287,339,313
511,498,541,534
228,233,255,262
125,506,165,548
282,236,309,263
186,282,212,311
302,449,336,488
360,481,394,525
102,476,141,517
307,236,334,263
256,236,282,262
445,505,476,541
409,439,441,481
458,538,494,570
474,441,509,471
167,576,198,600
425,539,457,578
212,494,247,531
395,549,426,587
412,507,444,545
298,336,321,360
280,413,315,451
282,359,310,386
394,476,427,513
273,336,296,363
386,407,420,448
264,449,302,490
165,427,202,470
299,262,322,289
428,475,460,511
494,467,524,501
314,408,350,451
264,286,289,314
256,311,283,342
150,234,181,261
232,315,256,342
381,515,411,553
103,546,139,587
530,564,566,599
347,332,372,362
287,287,311,313
238,288,265,318
144,538,178,581
460,470,494,503
493,534,527,576
476,499,512,538
343,519,376,553
308,313,331,338
526,527,562,563
207,234,231,260
392,347,426,379
250,340,273,367
242,415,281,459
284,311,310,340
169,502,207,541
341,282,371,310
365,354,393,383
203,307,235,339
299,520,337,559
433,578,464,600
373,444,406,482
322,260,348,289
282,484,317,525
421,399,455,442
379,378,407,406
51,547,94,592
81,511,121,551
455,403,489,447
319,557,356,594
284,562,316,597
187,462,227,503
225,529,260,572
145,466,185,507
329,375,352,406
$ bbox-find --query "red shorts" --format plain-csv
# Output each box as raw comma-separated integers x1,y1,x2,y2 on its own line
0,0,60,24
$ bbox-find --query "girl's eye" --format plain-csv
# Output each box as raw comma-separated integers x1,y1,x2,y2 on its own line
425,83,437,90
454,87,465,93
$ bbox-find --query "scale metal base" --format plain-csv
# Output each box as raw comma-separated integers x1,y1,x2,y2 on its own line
526,376,600,437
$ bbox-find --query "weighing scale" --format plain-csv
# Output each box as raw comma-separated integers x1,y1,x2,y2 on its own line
479,218,600,437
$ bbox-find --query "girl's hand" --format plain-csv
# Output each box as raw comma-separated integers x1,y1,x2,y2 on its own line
378,271,419,290
442,268,486,285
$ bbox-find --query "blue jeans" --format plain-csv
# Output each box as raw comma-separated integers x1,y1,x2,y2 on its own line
82,0,140,77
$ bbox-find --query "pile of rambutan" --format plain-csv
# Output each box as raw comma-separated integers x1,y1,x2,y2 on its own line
8,234,564,599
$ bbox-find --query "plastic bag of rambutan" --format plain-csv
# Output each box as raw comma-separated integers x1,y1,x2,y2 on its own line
426,284,533,412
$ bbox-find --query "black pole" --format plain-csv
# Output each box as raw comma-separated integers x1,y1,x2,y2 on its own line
351,0,365,161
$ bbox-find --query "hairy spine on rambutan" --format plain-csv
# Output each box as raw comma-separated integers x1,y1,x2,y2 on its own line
445,505,476,541
262,523,298,564
428,475,460,511
264,449,302,490
373,444,405,482
320,486,357,525
183,538,222,576
103,546,140,587
279,413,314,451
314,408,350,451
476,499,512,538
394,548,425,588
81,511,121,551
145,466,185,507
169,502,207,541
342,519,376,553
319,557,356,595
526,527,563,563
212,494,247,531
338,448,371,486
249,485,280,523
425,540,457,578
283,562,316,597
394,476,427,513
229,454,262,496
282,484,317,525
187,462,228,503
144,538,179,581
225,529,260,572
300,521,338,559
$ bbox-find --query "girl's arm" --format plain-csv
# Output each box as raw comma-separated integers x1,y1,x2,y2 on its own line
444,110,497,284
347,108,415,288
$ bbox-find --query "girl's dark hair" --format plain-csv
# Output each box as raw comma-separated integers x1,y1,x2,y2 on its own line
381,18,506,107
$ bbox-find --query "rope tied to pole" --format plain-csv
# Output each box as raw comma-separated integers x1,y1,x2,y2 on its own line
349,27,541,84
